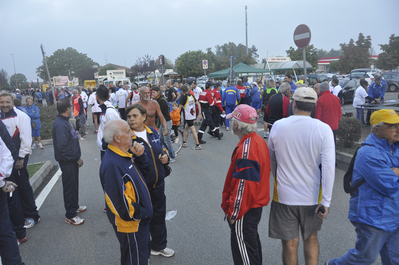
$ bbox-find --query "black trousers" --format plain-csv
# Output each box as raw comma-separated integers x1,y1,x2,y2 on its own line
114,220,150,265
119,108,126,120
149,181,167,251
7,171,26,240
198,109,214,141
59,161,79,219
210,108,221,136
13,156,40,221
0,191,25,265
229,207,263,265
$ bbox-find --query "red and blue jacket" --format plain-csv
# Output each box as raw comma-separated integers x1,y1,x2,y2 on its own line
221,132,271,220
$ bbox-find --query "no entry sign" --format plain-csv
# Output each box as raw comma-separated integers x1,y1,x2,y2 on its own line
293,24,311,48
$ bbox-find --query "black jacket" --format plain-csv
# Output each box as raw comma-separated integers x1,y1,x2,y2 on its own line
52,114,81,162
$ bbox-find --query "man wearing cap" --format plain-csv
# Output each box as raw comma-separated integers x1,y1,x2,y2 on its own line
314,82,342,144
221,104,270,265
327,109,399,265
268,87,335,265
222,80,240,131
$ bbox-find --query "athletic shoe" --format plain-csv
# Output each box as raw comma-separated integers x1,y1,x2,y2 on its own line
93,130,98,134
174,137,179,144
18,237,28,244
199,140,206,144
218,132,224,140
170,158,176,163
263,132,267,138
226,127,229,131
65,216,84,226
24,218,35,229
151,247,175,257
182,142,187,148
192,145,202,150
31,143,36,150
85,131,89,135
103,208,107,213
76,206,87,213
79,137,86,141
38,143,43,149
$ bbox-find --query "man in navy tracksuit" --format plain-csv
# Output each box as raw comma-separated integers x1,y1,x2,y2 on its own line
100,119,153,265
53,98,86,225
0,92,39,241
222,81,240,131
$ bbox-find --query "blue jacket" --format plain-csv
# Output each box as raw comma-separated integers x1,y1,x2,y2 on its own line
243,82,251,104
25,104,41,129
35,92,43,101
100,144,153,233
349,133,399,232
368,82,386,102
289,81,297,92
250,85,262,103
222,86,240,106
132,126,168,189
52,114,81,162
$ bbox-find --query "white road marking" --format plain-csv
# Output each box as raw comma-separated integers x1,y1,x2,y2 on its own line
36,168,61,210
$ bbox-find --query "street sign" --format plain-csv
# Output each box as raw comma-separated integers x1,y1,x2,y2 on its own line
202,60,208,70
293,24,311,48
159,55,164,66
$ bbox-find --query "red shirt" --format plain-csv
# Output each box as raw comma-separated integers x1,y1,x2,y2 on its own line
221,132,271,221
198,89,215,107
314,90,342,130
211,88,223,112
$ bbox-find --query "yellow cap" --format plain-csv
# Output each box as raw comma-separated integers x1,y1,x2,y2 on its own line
370,109,399,126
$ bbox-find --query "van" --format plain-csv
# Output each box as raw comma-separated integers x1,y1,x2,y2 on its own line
103,78,131,87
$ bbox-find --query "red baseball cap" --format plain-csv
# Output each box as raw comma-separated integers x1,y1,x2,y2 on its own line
226,105,258,124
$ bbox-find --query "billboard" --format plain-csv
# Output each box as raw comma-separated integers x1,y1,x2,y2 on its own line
107,70,126,80
53,76,69,87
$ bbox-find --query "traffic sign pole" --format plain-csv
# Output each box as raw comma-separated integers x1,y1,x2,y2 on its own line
293,24,311,85
303,48,307,84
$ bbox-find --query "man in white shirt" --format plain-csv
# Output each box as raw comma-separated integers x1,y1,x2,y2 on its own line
88,88,102,134
191,81,202,101
331,78,342,97
268,86,335,265
115,85,129,120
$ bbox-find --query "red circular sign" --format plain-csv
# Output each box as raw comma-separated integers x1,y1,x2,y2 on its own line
293,24,311,48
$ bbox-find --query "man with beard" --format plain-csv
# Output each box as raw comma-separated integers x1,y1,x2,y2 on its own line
137,86,168,137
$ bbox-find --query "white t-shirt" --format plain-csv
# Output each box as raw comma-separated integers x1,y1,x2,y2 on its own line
193,86,202,100
133,129,148,144
332,85,342,97
353,86,369,108
116,89,128,109
88,92,101,113
80,91,88,108
268,115,335,207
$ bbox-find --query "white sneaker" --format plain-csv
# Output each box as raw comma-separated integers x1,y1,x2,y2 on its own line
31,143,36,150
175,137,179,144
226,127,229,131
79,137,86,141
38,143,43,149
192,145,202,150
263,132,267,138
151,247,175,257
65,216,84,226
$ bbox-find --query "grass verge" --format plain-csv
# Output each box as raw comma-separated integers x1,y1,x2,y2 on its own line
28,162,45,179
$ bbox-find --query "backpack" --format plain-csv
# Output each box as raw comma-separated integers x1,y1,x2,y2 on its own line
343,145,369,194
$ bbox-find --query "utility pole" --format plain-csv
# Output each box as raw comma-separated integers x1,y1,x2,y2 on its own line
245,6,248,55
11,54,17,89
40,44,56,105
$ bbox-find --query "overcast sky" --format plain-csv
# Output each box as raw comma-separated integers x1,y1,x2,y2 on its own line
1,0,398,82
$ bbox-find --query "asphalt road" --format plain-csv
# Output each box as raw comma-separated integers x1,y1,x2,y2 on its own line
20,92,396,264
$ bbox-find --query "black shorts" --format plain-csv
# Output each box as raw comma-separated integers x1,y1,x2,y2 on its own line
185,120,195,127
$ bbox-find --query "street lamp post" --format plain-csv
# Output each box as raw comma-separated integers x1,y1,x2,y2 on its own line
11,54,17,89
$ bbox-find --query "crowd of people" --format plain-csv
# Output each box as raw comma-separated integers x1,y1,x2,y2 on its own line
0,73,398,265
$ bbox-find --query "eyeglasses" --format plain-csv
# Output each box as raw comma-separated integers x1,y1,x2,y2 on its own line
384,123,399,130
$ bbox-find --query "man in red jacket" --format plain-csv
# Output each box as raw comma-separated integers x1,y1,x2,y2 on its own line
221,104,271,265
314,82,342,144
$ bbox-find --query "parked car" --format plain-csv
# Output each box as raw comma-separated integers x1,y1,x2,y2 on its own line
350,68,376,85
381,72,399,92
307,74,329,85
338,78,360,105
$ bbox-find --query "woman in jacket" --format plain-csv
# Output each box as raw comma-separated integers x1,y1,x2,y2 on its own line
126,103,175,258
25,97,43,149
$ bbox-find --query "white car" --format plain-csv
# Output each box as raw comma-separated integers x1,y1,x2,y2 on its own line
350,69,374,85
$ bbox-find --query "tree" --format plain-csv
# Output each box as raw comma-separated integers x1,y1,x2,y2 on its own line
0,69,9,89
286,44,319,68
329,61,339,73
36,47,98,81
10,73,27,88
250,45,259,62
175,50,207,77
376,34,399,70
337,33,372,74
130,54,156,79
98,65,117,76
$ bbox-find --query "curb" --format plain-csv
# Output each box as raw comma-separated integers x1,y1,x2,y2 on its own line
29,161,58,192
41,139,53,146
336,151,352,172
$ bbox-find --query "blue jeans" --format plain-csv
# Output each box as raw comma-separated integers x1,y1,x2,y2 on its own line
225,105,236,128
159,120,175,159
328,221,399,265
356,108,365,126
